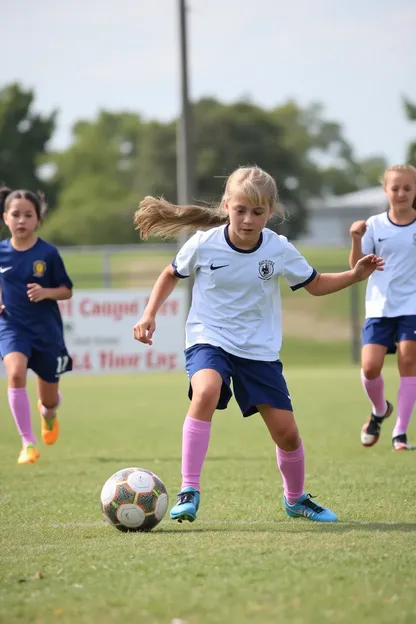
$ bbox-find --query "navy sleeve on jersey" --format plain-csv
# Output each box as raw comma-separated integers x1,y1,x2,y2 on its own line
50,250,73,289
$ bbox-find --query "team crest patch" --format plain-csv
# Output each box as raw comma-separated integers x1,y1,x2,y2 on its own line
258,260,275,280
33,260,46,277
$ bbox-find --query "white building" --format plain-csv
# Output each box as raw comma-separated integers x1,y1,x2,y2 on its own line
299,187,388,247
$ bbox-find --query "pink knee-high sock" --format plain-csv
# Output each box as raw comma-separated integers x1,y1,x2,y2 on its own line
360,370,387,416
8,388,36,446
276,442,305,505
393,377,416,437
181,415,211,491
41,391,62,419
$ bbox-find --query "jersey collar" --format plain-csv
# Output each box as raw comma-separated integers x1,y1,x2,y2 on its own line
224,225,263,253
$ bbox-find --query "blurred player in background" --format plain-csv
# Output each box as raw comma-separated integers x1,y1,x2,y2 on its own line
0,185,73,464
133,165,383,523
349,164,416,451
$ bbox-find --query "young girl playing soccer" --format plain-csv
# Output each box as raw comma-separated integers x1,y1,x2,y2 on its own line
349,164,416,451
133,165,384,523
0,185,73,464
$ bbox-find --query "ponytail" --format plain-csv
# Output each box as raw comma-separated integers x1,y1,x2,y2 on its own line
0,183,12,218
134,196,228,240
134,165,286,240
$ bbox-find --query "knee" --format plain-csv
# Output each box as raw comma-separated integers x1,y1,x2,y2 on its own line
399,355,416,377
192,383,221,412
276,424,300,451
8,369,26,388
361,363,382,379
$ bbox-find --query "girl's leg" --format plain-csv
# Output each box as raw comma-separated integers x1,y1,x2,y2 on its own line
360,344,392,447
181,368,222,489
259,405,303,503
170,369,222,522
393,341,416,449
4,352,38,463
361,344,389,413
259,405,337,522
36,377,61,445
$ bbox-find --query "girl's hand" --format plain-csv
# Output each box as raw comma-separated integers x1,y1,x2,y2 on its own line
133,315,156,345
352,254,384,282
27,284,48,302
350,220,367,239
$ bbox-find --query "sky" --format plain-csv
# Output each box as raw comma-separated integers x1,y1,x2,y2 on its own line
2,0,416,164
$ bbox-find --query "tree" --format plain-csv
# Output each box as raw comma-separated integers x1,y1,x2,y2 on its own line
404,97,416,164
270,100,385,196
0,83,56,200
193,98,306,239
41,111,144,244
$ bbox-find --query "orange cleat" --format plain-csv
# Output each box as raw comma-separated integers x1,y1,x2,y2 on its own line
17,444,40,464
37,400,60,445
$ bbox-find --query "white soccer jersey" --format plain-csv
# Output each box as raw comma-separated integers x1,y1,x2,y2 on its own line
361,211,416,318
172,225,316,361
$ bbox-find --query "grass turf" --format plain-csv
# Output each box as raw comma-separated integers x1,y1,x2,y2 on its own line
1,366,415,624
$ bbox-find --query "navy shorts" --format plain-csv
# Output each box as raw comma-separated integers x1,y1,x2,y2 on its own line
362,316,416,355
184,343,293,417
0,328,73,383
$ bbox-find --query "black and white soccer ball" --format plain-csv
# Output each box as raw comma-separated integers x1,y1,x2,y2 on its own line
101,467,168,532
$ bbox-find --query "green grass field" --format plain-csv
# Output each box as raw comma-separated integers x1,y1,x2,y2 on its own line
1,366,415,624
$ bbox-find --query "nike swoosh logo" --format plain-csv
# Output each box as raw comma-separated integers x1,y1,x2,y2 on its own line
210,263,229,271
0,267,12,273
378,238,388,242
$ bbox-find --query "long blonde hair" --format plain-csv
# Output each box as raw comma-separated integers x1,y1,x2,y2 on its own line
382,164,416,209
134,165,285,239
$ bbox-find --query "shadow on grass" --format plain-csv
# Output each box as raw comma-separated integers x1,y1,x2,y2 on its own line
95,456,271,463
152,521,416,534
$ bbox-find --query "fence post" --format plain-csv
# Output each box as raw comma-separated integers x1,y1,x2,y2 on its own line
102,251,111,288
350,282,361,364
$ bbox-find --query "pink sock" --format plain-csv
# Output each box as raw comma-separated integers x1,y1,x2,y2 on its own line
276,442,305,505
41,391,62,419
181,415,211,491
360,370,387,416
393,377,416,437
8,388,36,446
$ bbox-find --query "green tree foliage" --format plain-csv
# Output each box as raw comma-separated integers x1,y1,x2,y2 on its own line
404,98,416,164
0,83,56,201
271,101,386,196
41,111,144,244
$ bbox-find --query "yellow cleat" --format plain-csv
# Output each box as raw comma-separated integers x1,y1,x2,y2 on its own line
37,400,60,445
17,444,40,464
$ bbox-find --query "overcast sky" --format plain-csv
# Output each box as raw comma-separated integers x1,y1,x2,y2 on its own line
3,0,416,164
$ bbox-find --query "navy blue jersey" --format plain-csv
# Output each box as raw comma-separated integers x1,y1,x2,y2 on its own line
0,238,72,349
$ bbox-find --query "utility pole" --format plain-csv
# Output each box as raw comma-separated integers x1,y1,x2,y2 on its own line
176,0,195,310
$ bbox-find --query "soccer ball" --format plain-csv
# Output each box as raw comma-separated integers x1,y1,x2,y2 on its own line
100,467,169,532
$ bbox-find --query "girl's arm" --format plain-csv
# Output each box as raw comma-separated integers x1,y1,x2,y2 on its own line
349,220,367,268
27,284,72,302
133,265,180,345
305,254,384,296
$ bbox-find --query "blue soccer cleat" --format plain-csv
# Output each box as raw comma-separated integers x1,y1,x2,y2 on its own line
284,493,338,522
170,486,200,523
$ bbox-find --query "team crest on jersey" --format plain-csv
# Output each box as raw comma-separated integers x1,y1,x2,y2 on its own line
258,260,275,280
33,260,46,277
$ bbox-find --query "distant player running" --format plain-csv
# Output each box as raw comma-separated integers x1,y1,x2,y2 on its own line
0,185,73,464
349,164,416,451
133,165,383,523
